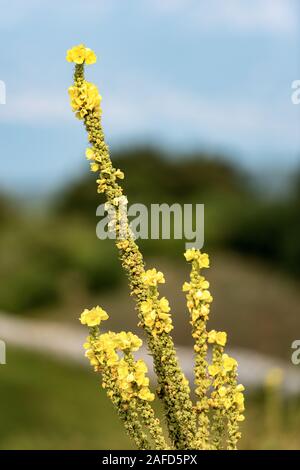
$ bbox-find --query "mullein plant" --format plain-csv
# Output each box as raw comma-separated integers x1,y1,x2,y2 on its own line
66,44,245,450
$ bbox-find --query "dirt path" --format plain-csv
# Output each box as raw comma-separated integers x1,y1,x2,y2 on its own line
0,311,299,394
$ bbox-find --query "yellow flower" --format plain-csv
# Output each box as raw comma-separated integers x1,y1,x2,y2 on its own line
114,331,142,352
216,331,227,347
223,398,232,410
114,331,130,349
66,44,97,65
135,359,148,386
218,386,227,397
191,309,200,322
184,249,210,268
164,323,173,333
97,331,116,352
194,289,203,300
207,330,227,347
115,169,124,179
184,248,197,262
138,387,155,401
159,297,170,313
68,81,101,119
198,253,210,268
117,359,130,382
207,329,217,343
142,268,165,287
66,44,86,64
80,306,109,327
140,299,153,314
85,349,98,366
182,282,190,292
127,332,143,351
201,290,213,302
208,365,220,376
141,300,157,329
222,354,237,372
106,349,119,367
158,312,170,321
90,162,100,172
200,304,210,317
234,392,245,411
85,47,97,65
85,148,95,160
144,312,156,328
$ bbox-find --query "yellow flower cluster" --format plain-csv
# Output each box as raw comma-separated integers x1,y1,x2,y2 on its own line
207,330,227,347
83,327,166,449
68,81,101,119
66,44,97,65
83,328,155,403
114,331,143,351
140,296,173,336
184,248,210,268
139,269,173,336
183,259,213,324
209,359,245,415
208,353,237,376
117,358,155,402
207,343,245,449
80,306,109,327
212,386,245,415
84,330,142,365
183,249,214,447
183,248,244,449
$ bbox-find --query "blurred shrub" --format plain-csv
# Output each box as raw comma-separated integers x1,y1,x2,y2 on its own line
228,199,300,277
0,265,59,313
54,146,248,217
0,192,17,223
0,218,122,314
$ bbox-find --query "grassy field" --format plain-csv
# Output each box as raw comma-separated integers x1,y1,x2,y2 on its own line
0,348,132,449
1,347,300,450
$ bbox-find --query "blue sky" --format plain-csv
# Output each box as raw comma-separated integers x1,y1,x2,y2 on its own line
0,0,299,195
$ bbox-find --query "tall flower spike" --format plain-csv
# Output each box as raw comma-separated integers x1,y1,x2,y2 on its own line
183,249,244,449
67,44,245,450
183,249,213,448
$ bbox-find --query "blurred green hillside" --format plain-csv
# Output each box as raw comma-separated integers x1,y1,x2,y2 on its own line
0,147,299,317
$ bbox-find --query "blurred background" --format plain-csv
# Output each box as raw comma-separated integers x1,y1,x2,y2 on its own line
0,0,300,449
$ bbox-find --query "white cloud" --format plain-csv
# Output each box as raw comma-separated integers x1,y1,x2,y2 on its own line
1,84,298,140
0,0,113,29
1,80,298,162
0,90,70,124
102,84,300,159
149,0,299,36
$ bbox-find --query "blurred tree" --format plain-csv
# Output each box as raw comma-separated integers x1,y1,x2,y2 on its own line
53,146,248,218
